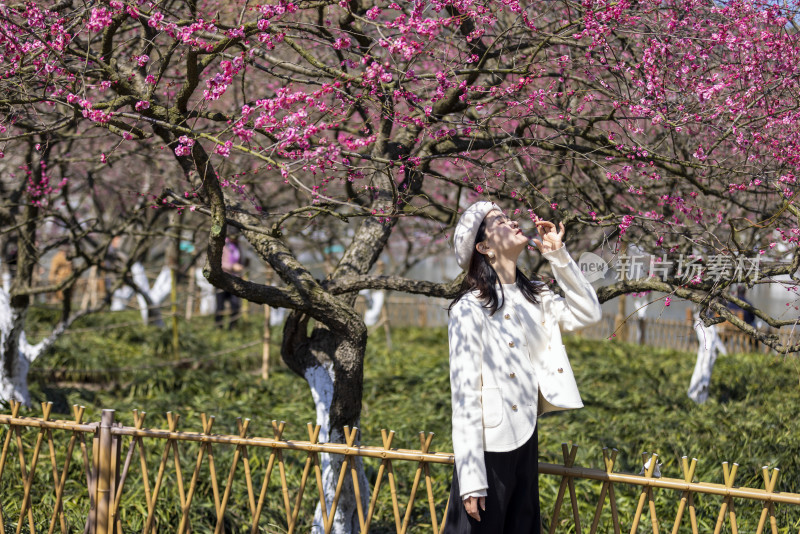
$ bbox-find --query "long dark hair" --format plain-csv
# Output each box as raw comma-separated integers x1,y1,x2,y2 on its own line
449,217,545,316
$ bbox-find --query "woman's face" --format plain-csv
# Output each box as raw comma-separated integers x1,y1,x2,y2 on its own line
479,209,529,256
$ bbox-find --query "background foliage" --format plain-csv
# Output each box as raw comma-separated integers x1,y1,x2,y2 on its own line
2,309,799,532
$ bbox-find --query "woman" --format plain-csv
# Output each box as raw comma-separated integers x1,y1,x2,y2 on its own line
445,201,602,533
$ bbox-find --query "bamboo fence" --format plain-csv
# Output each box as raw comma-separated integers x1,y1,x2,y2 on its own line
2,401,799,534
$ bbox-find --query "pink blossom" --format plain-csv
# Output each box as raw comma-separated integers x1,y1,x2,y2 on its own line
135,100,150,111
333,37,351,49
214,140,233,158
148,11,164,28
618,215,634,235
87,8,112,32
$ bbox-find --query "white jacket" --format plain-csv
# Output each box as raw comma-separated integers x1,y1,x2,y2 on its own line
448,246,602,497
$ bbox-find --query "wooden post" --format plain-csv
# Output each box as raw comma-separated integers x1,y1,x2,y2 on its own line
82,265,98,311
262,270,274,381
94,410,117,534
637,316,647,345
185,268,195,321
170,217,180,359
380,300,392,351
614,241,627,342
242,272,250,321
171,267,179,360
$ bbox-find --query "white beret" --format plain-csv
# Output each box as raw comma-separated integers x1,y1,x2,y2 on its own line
453,201,499,270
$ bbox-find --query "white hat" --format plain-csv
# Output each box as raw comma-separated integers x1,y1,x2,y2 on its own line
453,201,498,270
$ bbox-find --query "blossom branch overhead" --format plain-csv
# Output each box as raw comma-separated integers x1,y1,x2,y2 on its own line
2,0,800,341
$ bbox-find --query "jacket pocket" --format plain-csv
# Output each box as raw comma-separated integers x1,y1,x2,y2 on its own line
481,387,503,428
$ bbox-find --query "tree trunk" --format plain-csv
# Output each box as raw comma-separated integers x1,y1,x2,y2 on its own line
0,289,32,405
282,311,369,534
688,315,727,403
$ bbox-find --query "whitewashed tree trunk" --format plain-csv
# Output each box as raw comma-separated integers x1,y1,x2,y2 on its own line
307,362,369,534
0,289,59,406
688,315,727,403
195,266,216,315
270,306,286,326
110,262,171,326
360,289,385,327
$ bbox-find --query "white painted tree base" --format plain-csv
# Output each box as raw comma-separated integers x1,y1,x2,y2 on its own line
0,289,50,406
305,362,369,534
360,290,385,327
110,262,171,325
688,315,727,404
195,267,216,315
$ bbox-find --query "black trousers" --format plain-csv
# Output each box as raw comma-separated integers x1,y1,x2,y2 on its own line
214,290,241,329
443,427,540,534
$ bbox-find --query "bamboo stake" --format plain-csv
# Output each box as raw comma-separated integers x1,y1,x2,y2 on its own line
307,424,329,529
250,421,286,534
47,405,85,534
0,401,23,534
241,423,257,518
287,424,323,534
671,456,698,534
590,448,618,534
713,462,739,534
630,452,659,534
111,410,147,532
16,402,52,534
178,414,213,534
548,443,579,534
206,419,222,518
214,418,250,534
143,412,180,534
756,467,779,534
323,426,361,534
400,432,435,534
364,429,394,534
387,455,402,533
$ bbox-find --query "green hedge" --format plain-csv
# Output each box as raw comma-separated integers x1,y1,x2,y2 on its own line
1,309,798,532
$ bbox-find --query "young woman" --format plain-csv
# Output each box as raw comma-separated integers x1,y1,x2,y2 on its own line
445,201,602,533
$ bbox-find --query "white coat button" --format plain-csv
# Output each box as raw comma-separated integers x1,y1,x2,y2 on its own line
509,372,516,378
558,368,564,373
504,314,511,320
508,341,515,348
511,404,518,411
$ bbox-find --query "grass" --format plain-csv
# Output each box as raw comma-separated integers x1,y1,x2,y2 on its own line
2,306,800,532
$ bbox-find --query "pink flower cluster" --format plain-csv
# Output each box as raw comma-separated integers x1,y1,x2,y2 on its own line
174,136,195,157
204,56,245,101
86,7,112,32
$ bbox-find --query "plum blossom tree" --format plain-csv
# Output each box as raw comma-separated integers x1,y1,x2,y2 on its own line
3,0,800,530
0,129,169,406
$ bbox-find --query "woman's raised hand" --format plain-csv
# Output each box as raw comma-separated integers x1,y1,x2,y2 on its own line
532,220,565,254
